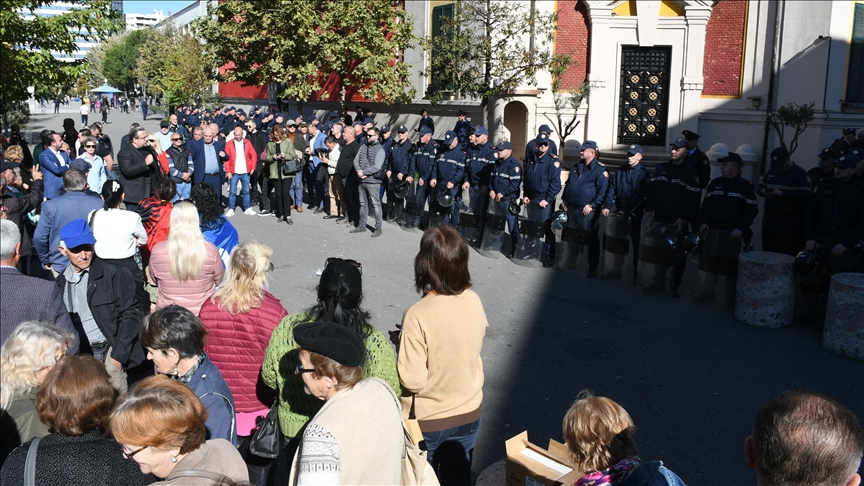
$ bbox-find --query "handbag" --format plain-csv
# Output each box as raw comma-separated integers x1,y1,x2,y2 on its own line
24,436,41,486
281,158,303,177
249,398,283,459
379,382,439,486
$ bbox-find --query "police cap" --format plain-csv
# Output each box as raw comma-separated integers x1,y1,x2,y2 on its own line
474,127,488,137
363,118,375,126
817,147,839,159
418,126,433,136
842,127,856,135
847,147,864,161
718,152,743,165
682,130,700,141
835,156,857,169
329,110,340,119
670,137,688,149
497,141,513,150
536,133,551,145
538,124,553,135
770,147,790,168
381,125,391,133
626,144,642,155
579,140,598,151
443,131,458,145
458,110,468,116
397,125,408,134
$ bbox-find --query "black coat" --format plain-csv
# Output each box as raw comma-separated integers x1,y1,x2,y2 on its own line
55,258,145,367
645,161,701,223
117,143,157,204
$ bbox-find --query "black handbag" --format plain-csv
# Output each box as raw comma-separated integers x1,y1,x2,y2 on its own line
281,158,303,177
249,399,283,459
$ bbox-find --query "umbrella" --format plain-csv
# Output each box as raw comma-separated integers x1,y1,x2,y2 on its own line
91,84,122,93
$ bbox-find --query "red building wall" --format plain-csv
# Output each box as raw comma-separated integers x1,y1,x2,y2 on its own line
702,0,747,96
218,62,268,100
555,0,591,90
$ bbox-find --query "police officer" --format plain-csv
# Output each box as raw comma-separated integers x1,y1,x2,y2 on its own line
757,147,812,256
694,152,758,309
524,124,559,164
847,147,864,182
808,147,839,189
682,130,711,189
454,110,474,146
385,126,414,222
522,133,562,267
431,131,466,226
805,154,864,258
831,128,856,154
417,109,435,134
605,144,650,281
561,140,609,277
489,141,522,257
413,126,439,228
642,137,702,297
462,126,496,218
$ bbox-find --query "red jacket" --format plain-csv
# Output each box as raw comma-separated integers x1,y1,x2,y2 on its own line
199,292,288,412
223,137,258,174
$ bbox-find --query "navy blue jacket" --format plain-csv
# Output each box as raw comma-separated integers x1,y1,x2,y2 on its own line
699,175,759,231
489,155,522,199
434,145,466,186
805,178,864,247
609,163,650,216
466,142,496,187
415,139,439,182
758,163,812,219
189,355,237,446
562,159,609,209
523,152,562,204
685,146,711,189
454,119,474,145
524,137,559,163
388,138,415,176
188,138,227,184
645,161,701,223
418,116,434,134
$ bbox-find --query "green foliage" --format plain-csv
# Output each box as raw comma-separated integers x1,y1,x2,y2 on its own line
136,22,216,107
768,101,816,156
102,30,148,93
544,81,591,142
1,101,31,132
422,0,571,105
0,0,122,100
195,0,416,103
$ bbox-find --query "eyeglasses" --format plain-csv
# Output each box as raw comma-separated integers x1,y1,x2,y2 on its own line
147,138,156,142
85,144,97,148
324,257,361,275
122,445,147,460
171,137,181,141
294,364,316,375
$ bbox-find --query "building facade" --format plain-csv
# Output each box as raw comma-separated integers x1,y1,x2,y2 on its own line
125,10,167,31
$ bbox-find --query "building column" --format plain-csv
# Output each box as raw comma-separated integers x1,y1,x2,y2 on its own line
678,4,712,135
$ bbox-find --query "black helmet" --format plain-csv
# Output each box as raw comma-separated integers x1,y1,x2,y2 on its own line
508,198,522,216
392,179,410,198
437,191,454,208
682,232,703,255
853,240,864,254
551,210,567,237
795,250,820,277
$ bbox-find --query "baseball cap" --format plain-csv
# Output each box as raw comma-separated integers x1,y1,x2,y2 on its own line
835,155,857,169
579,140,598,151
363,118,375,126
497,141,513,150
285,120,297,127
770,147,790,168
298,122,308,128
443,131,458,145
381,125,391,133
538,124,553,134
536,133,551,145
718,152,743,165
0,160,20,172
474,127,489,137
69,158,92,172
329,110,340,119
817,147,839,159
458,110,468,116
306,114,318,123
160,121,170,128
397,125,408,134
60,219,96,249
670,137,689,149
253,106,261,111
275,113,285,119
418,126,433,136
682,130,700,141
847,147,864,161
626,144,642,155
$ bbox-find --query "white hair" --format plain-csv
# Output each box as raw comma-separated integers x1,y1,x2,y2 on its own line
0,219,20,261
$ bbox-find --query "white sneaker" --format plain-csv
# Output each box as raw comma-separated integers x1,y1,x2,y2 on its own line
225,209,235,217
243,208,256,216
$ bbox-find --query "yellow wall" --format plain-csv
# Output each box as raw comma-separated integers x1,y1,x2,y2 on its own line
612,0,636,16
612,1,684,17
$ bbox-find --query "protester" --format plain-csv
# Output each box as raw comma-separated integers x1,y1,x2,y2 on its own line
137,177,176,264
0,355,155,485
139,305,237,446
1,159,43,271
394,225,488,485
562,390,687,486
265,124,299,225
74,136,108,194
190,183,239,268
110,375,248,483
288,321,403,484
0,321,72,465
148,201,224,315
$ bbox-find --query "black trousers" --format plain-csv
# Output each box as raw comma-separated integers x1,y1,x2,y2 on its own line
762,217,805,256
271,177,293,219
653,215,687,290
102,256,150,316
344,172,361,226
251,167,270,211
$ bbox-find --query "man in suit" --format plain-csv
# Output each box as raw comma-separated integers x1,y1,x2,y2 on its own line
188,125,227,206
38,131,70,199
116,126,158,211
0,220,79,353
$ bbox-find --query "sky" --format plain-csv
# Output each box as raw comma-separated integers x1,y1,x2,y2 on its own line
123,0,193,16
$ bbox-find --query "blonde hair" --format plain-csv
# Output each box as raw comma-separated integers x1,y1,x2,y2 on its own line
562,390,640,473
150,135,165,154
212,241,272,314
167,201,206,282
4,145,24,163
1,321,72,409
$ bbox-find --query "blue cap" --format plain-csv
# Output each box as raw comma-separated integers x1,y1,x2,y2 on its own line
536,133,551,145
381,125,391,133
538,124,553,134
497,141,513,150
229,106,236,111
363,118,375,126
418,126,433,136
626,144,642,155
670,137,689,149
718,152,743,165
329,110,340,119
307,114,318,123
60,219,96,248
836,155,858,169
69,158,91,172
275,113,285,119
818,147,840,159
288,112,300,120
397,125,408,133
237,110,246,116
847,147,863,161
253,106,261,111
443,130,458,145
579,140,598,151
770,146,789,168
474,126,488,136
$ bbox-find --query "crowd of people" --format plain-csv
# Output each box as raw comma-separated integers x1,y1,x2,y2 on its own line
0,106,862,486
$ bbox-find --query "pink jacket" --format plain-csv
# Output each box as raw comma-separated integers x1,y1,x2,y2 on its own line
199,292,288,412
224,138,257,174
149,240,224,315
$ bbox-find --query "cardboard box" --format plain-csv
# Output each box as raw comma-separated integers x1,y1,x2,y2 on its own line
505,431,583,486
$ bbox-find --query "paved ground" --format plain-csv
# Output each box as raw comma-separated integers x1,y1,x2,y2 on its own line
23,109,864,485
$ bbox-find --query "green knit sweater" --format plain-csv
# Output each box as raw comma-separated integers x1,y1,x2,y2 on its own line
261,312,402,439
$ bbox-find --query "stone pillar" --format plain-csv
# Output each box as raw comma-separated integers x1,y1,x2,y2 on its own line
735,251,796,328
735,144,759,182
706,142,730,181
823,273,864,361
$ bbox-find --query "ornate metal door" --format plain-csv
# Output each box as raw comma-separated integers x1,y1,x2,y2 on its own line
617,46,671,146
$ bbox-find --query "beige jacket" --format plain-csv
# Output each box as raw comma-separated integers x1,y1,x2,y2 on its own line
159,439,248,485
291,378,403,485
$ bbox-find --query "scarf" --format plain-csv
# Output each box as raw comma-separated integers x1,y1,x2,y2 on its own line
576,456,641,486
170,353,205,385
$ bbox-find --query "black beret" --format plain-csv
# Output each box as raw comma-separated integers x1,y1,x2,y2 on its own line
293,321,365,367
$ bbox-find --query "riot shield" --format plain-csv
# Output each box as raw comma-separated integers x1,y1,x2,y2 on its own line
698,229,742,277
601,214,634,281
480,199,510,253
458,188,484,247
428,186,446,229
402,180,423,231
799,245,864,292
636,221,680,291
555,207,593,270
514,201,547,262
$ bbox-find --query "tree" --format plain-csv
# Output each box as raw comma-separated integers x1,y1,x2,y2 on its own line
136,22,216,108
195,0,416,104
544,80,590,144
0,0,122,100
102,30,148,94
423,0,571,122
86,31,127,91
768,101,816,157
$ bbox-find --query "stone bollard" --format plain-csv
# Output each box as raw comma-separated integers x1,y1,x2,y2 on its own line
823,272,864,361
735,251,796,328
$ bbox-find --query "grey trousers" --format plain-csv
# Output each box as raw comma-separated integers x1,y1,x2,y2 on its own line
358,181,382,230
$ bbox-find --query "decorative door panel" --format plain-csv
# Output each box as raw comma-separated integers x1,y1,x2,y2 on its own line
617,46,671,146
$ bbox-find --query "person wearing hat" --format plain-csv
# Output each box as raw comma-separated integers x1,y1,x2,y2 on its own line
455,110,474,146
409,126,438,228
809,147,839,188
488,141,522,256
431,130,466,227
682,130,711,189
417,108,434,135
522,132,562,266
693,152,758,309
463,126,495,216
561,140,610,277
156,120,172,153
757,146,811,256
641,137,701,296
831,127,857,154
605,144,650,282
804,153,864,261
524,124,559,164
288,321,403,484
54,219,145,392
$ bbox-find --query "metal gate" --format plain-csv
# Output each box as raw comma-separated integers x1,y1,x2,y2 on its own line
617,46,671,146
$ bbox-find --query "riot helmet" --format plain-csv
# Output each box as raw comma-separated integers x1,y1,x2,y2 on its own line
437,191,454,208
682,232,703,255
551,210,567,238
794,250,820,277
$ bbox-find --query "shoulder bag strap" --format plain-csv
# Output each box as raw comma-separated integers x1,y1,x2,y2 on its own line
167,469,231,482
24,436,41,486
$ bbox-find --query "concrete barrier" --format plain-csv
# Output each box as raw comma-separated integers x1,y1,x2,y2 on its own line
735,251,796,328
823,272,864,361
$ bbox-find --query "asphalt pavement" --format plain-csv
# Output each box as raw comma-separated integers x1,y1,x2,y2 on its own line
22,108,864,485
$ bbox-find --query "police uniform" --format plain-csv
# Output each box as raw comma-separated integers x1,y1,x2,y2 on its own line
606,144,650,278
805,160,864,250
454,110,474,146
413,128,439,227
418,111,435,134
464,128,496,216
808,147,840,189
432,131,466,226
385,127,414,221
758,147,812,256
489,143,522,254
524,124,559,164
562,140,609,275
682,130,711,189
522,133,562,263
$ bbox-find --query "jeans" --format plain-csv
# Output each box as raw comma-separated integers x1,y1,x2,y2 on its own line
423,417,481,486
228,173,251,210
358,182,382,230
289,173,304,209
174,181,191,201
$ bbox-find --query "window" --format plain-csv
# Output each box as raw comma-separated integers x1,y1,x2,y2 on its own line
430,3,455,94
847,4,864,103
